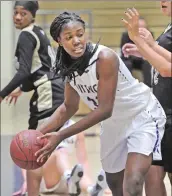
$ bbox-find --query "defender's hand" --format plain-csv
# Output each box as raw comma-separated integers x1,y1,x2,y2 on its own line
6,87,22,105
122,8,140,41
139,28,156,48
122,43,142,58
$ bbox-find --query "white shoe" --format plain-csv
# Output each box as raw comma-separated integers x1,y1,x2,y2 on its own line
68,164,84,196
90,170,107,196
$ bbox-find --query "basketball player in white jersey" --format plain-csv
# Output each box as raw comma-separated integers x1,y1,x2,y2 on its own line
2,2,107,196
34,12,166,196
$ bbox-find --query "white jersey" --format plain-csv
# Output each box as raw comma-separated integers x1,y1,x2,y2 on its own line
69,44,166,172
70,44,151,120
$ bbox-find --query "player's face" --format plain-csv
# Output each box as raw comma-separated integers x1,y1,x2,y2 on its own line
13,6,34,29
160,1,172,16
58,21,87,58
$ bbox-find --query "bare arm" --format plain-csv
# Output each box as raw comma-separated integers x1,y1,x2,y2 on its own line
37,82,80,134
139,28,171,62
57,48,119,141
133,37,172,77
122,8,172,77
152,43,171,63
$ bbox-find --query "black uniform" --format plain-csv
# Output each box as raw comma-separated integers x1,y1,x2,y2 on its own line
152,23,172,173
0,24,65,129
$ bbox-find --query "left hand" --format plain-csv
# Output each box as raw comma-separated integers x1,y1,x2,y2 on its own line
122,43,142,58
5,87,22,105
35,132,62,163
122,8,140,41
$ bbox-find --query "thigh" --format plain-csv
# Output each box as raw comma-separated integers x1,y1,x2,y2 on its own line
105,170,124,196
42,152,61,187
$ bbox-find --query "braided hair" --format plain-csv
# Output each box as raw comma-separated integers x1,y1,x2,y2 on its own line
50,12,99,82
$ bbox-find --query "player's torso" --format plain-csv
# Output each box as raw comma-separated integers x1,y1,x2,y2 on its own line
15,24,65,114
70,44,151,120
153,23,172,112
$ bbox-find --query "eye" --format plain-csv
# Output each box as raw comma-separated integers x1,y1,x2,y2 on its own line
14,11,18,16
78,32,84,37
66,35,73,41
21,12,27,17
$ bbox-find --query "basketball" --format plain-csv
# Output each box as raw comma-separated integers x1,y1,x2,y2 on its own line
10,130,48,170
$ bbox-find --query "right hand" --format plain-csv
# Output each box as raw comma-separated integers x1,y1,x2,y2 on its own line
122,43,143,58
6,87,22,105
139,28,156,48
35,132,63,163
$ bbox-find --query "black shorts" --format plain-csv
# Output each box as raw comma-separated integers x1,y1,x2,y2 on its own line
152,114,172,173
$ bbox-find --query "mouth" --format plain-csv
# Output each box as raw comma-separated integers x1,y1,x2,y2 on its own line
15,22,22,26
73,47,84,54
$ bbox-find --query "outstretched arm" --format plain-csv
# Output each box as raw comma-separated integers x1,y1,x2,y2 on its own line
152,43,171,63
132,37,172,77
122,8,172,77
0,32,36,101
139,27,171,62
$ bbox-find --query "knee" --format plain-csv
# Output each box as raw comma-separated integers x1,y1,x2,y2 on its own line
44,182,55,190
124,173,144,195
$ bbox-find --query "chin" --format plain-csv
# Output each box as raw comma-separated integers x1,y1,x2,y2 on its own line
71,52,85,59
15,25,22,30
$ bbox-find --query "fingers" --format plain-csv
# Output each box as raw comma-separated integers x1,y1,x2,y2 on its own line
121,18,131,30
122,8,140,34
9,96,14,105
35,143,49,158
5,95,17,105
132,7,139,16
124,8,139,19
14,97,18,105
37,133,50,140
122,43,137,53
123,43,137,50
35,146,52,163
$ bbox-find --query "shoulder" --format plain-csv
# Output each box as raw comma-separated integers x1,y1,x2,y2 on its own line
95,47,119,77
97,47,119,65
18,30,37,44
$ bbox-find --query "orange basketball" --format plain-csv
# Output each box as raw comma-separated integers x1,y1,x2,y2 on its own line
10,130,48,170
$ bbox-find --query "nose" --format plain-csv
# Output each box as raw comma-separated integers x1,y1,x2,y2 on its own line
72,36,80,46
15,13,22,20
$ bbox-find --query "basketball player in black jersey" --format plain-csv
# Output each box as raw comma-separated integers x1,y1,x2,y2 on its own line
122,2,172,195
